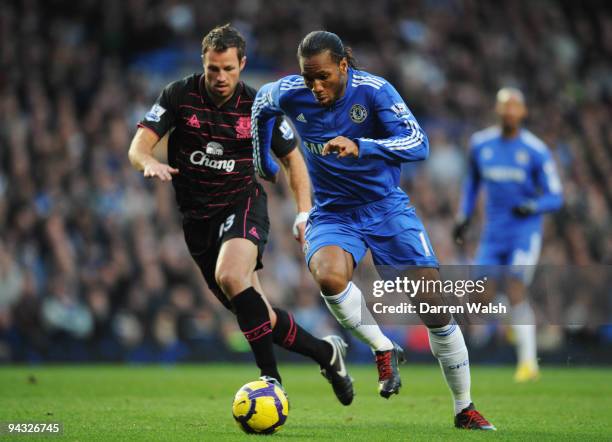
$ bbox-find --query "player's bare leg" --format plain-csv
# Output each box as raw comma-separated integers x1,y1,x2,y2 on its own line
408,267,495,430
507,277,539,382
216,238,282,382
309,246,403,398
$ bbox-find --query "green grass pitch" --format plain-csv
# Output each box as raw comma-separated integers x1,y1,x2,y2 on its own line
0,364,611,441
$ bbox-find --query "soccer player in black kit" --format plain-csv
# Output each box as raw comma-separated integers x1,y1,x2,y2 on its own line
128,25,353,405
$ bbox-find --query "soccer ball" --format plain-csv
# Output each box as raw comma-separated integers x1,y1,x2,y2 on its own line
232,380,289,434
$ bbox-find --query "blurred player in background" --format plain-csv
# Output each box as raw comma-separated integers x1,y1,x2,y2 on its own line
454,88,563,382
128,24,354,405
253,30,495,429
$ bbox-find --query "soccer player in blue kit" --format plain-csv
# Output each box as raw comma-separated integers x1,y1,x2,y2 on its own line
454,88,563,382
252,31,494,430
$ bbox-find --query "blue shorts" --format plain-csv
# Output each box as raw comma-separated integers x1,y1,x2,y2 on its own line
475,229,542,284
304,188,439,269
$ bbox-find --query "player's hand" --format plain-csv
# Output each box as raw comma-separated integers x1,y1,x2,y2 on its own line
512,201,537,217
322,137,359,158
452,217,470,245
143,162,179,182
294,222,306,246
292,212,309,247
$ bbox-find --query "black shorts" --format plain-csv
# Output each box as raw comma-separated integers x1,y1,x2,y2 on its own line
182,184,270,310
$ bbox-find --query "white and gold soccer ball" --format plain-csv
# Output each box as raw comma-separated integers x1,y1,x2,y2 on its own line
232,380,289,434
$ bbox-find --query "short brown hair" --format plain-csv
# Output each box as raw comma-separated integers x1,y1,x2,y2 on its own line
201,24,246,60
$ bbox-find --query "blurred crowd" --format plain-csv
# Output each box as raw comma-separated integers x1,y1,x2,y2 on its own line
0,0,611,363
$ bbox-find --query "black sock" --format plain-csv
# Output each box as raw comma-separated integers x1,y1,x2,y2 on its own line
231,287,281,383
272,308,334,367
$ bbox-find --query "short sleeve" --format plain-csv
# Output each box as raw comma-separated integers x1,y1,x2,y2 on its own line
138,82,179,138
270,116,297,158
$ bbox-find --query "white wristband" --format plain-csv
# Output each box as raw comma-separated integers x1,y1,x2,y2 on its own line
292,212,310,236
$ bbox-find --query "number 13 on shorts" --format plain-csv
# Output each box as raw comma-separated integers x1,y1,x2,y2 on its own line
219,214,236,238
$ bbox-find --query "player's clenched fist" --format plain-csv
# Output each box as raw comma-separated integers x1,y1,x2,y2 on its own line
322,136,359,158
143,162,179,181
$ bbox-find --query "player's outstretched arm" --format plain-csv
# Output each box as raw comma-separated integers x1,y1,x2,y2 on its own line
128,127,178,182
252,82,285,181
355,83,429,163
131,81,180,181
279,148,312,245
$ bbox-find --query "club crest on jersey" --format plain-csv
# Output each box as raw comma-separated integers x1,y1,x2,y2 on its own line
205,141,224,156
349,104,368,123
481,147,493,160
515,150,529,165
235,116,251,139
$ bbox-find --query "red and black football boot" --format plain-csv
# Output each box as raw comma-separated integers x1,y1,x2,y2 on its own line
375,342,405,398
454,403,496,430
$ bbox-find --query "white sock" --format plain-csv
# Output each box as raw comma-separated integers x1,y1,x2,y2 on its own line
511,301,537,366
322,282,393,351
428,322,472,415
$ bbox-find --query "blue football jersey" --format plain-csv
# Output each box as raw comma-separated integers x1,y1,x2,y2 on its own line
252,68,429,209
459,126,563,239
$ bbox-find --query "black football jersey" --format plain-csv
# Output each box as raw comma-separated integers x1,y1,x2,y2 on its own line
138,74,296,219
